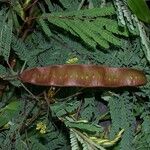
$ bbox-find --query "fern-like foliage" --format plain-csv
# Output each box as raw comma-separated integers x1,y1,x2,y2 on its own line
70,129,80,150
133,104,150,150
0,1,150,150
51,98,80,117
0,13,12,62
11,35,30,62
108,92,136,150
113,0,150,63
11,32,52,67
38,5,131,49
70,128,106,150
64,116,103,134
80,97,101,122
134,16,150,63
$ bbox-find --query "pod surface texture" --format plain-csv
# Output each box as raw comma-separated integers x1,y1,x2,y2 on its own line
19,64,147,87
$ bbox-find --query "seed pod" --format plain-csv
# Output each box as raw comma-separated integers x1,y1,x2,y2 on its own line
19,64,147,87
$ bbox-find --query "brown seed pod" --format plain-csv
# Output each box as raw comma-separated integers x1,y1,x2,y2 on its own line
19,64,147,87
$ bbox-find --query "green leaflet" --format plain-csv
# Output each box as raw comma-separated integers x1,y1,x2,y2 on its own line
3,19,13,62
134,114,150,149
65,117,103,134
70,128,106,150
0,18,13,62
80,97,100,122
99,29,123,47
51,100,80,117
0,101,21,127
12,1,25,20
65,19,97,48
71,129,94,150
94,18,129,37
38,18,52,37
11,35,30,61
114,0,139,35
70,130,80,150
12,33,47,63
127,0,150,24
59,0,80,11
39,5,130,49
108,92,135,150
114,0,150,63
80,20,109,48
135,17,150,63
48,17,78,36
50,4,115,17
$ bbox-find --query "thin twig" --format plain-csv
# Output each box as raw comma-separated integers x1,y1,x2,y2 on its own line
24,0,38,10
75,98,83,120
44,91,53,122
20,61,27,74
21,83,39,101
78,0,86,10
57,92,81,102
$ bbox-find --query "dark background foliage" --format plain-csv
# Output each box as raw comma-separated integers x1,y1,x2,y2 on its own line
0,0,150,149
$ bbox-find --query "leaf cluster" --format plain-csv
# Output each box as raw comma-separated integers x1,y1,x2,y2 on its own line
0,0,150,150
